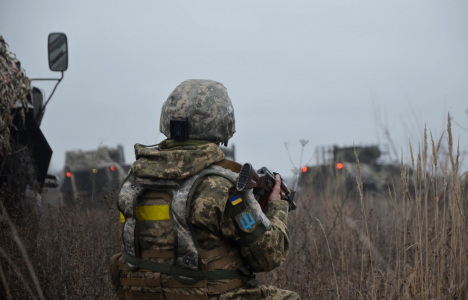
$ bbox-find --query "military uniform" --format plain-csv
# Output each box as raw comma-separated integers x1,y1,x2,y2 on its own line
109,80,299,300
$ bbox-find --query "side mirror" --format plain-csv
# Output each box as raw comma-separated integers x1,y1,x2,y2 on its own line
48,33,68,72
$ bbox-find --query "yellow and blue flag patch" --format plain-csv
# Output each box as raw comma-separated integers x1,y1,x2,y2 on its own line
229,194,243,206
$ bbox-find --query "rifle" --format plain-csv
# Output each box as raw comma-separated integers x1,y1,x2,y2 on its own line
236,163,297,212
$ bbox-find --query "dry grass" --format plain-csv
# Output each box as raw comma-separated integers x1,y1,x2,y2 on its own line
0,196,121,299
259,116,467,299
1,118,466,299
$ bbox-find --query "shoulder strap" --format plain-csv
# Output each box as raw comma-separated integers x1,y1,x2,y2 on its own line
215,159,242,173
170,164,241,283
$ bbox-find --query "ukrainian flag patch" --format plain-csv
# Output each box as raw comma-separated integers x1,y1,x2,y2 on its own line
229,194,242,206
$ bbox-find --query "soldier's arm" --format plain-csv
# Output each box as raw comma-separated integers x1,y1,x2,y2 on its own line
189,175,237,249
189,175,290,272
235,200,290,272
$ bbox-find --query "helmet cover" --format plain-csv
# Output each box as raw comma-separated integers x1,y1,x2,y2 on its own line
160,79,235,145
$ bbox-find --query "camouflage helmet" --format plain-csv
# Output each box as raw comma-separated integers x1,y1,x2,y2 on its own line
160,79,236,145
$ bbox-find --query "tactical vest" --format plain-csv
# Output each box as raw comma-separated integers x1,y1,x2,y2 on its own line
117,163,272,299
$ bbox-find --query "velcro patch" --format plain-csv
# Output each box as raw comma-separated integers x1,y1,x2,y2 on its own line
136,205,170,221
234,208,257,233
229,194,242,206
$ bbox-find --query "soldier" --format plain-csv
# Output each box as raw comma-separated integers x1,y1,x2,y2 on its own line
109,79,299,300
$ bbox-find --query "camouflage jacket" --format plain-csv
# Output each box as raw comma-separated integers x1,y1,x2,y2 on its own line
115,141,298,300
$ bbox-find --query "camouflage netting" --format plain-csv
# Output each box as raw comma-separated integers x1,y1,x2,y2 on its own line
0,36,36,222
0,35,30,157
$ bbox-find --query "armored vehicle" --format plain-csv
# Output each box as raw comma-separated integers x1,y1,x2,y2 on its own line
60,145,130,206
0,33,68,214
300,145,402,194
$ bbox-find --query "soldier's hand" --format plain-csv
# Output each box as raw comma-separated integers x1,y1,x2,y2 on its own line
268,174,282,201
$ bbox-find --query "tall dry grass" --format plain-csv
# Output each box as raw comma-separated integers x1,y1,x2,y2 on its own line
259,116,467,299
0,117,466,299
0,194,121,299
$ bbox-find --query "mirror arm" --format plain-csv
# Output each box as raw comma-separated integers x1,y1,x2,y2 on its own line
34,71,64,118
43,71,64,108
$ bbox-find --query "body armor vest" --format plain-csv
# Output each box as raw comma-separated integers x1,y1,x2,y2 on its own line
117,164,271,298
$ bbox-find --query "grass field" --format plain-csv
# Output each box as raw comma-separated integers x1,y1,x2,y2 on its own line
0,118,466,299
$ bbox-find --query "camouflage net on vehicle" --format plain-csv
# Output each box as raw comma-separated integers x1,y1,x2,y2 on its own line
0,35,30,157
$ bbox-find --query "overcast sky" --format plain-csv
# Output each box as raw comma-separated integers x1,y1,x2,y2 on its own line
1,0,467,177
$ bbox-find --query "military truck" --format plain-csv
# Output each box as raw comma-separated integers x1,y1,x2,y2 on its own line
0,33,68,214
300,145,403,194
60,145,130,206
